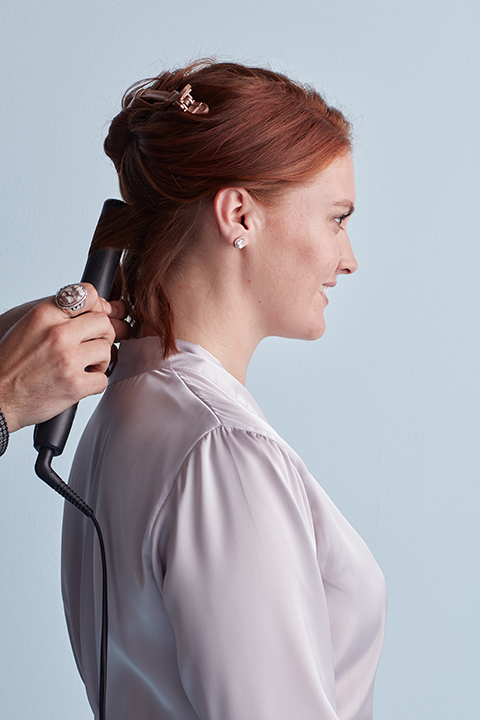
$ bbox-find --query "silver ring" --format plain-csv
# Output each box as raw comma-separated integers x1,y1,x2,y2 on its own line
55,283,88,316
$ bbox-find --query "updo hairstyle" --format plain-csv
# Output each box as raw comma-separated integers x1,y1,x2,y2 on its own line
92,60,352,357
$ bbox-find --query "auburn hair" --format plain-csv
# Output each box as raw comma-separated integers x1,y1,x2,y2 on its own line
92,60,352,357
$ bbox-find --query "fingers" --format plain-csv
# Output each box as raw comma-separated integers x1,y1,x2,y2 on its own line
109,317,132,342
108,298,128,319
47,285,130,375
79,337,114,375
68,309,116,346
51,287,130,343
106,299,132,342
73,362,110,397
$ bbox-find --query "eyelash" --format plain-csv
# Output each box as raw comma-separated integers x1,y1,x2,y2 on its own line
334,214,349,231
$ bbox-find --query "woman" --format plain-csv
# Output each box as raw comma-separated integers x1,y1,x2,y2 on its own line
62,61,387,720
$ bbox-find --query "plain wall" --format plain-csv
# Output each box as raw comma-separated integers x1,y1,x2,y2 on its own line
1,0,479,717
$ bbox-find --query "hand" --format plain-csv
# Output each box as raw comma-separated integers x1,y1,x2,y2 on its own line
0,295,131,345
0,284,129,433
107,298,132,344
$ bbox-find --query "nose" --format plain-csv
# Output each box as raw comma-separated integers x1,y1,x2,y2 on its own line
336,232,358,275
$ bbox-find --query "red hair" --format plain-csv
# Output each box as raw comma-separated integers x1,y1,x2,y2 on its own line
92,60,352,356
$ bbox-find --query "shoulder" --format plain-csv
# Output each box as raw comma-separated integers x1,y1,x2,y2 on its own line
104,338,289,463
152,425,318,573
106,337,276,441
159,424,314,531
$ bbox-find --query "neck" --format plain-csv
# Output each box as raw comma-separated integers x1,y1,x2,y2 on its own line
142,253,263,386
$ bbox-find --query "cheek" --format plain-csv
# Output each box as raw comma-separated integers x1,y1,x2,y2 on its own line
301,240,339,285
321,247,340,277
293,219,338,269
312,231,340,276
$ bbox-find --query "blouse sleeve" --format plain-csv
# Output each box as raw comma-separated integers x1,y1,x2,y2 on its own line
153,426,340,720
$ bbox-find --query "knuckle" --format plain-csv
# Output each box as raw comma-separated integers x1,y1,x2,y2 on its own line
28,301,54,326
96,314,116,343
84,371,108,397
68,372,86,398
87,312,115,342
98,336,113,355
106,322,116,344
46,322,70,350
95,374,109,393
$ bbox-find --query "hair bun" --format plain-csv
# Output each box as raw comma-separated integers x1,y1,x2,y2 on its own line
104,110,135,172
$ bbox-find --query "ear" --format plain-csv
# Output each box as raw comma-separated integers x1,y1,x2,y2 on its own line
213,188,259,248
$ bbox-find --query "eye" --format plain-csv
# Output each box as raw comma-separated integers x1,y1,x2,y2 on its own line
334,214,348,231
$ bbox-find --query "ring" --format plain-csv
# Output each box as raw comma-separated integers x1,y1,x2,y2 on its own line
55,283,88,316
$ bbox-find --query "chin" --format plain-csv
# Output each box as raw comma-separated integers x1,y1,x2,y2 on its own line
271,312,326,342
305,326,326,341
302,312,327,340
287,320,326,342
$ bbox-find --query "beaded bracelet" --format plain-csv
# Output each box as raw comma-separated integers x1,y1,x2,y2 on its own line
0,405,9,457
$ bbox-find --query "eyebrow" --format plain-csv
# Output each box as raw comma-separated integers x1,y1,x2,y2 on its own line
332,201,355,215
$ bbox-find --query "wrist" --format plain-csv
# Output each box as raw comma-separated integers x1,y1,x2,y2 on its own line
0,379,21,432
0,378,21,432
0,404,9,456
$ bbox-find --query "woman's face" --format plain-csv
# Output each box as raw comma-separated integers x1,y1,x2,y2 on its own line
250,152,357,342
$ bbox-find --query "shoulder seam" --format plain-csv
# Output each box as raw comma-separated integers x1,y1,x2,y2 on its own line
148,425,310,590
155,425,296,520
170,367,223,424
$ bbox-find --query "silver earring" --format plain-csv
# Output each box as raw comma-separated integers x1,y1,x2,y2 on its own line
234,236,246,249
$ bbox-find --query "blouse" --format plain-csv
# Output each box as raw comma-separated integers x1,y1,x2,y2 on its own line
61,338,387,720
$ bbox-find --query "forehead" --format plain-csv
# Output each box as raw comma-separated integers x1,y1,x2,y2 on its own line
309,152,355,204
275,152,355,210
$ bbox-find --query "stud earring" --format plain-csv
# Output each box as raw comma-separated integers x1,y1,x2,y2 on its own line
233,237,246,250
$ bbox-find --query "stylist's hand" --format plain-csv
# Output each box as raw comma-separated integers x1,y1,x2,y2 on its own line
0,284,129,433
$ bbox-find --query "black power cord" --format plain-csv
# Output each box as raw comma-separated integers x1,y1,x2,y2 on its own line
35,447,108,720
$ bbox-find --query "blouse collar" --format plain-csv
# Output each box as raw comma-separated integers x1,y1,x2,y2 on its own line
110,337,266,421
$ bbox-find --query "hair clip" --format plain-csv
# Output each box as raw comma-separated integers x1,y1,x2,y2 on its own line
173,84,209,114
128,84,209,115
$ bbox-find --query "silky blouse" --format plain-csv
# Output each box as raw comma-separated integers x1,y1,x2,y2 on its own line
62,338,387,720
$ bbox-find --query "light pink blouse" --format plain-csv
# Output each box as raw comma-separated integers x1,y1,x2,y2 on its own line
62,338,386,720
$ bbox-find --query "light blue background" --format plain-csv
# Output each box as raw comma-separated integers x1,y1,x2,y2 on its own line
1,1,479,718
